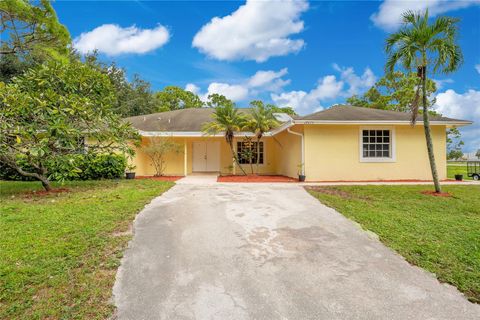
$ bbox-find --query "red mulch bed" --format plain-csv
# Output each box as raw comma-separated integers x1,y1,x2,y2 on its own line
218,175,298,183
308,179,458,183
421,190,452,197
135,175,184,182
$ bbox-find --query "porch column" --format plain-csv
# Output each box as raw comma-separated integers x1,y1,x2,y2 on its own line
184,140,187,176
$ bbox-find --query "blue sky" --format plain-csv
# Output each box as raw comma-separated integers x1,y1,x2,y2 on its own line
54,1,480,151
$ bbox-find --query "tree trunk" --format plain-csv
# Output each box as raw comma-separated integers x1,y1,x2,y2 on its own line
227,138,247,175
256,136,261,175
421,65,442,193
40,178,52,191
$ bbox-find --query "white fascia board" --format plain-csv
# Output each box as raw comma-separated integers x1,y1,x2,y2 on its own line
137,121,295,137
294,120,472,127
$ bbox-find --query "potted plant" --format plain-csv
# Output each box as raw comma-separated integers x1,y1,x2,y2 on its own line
297,163,306,182
125,164,136,180
454,174,463,181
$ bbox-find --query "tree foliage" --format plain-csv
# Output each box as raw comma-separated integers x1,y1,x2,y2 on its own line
446,127,464,160
202,94,248,175
0,60,138,190
385,10,463,193
154,86,204,112
83,52,157,117
246,100,279,174
269,105,297,116
347,71,437,112
0,0,70,57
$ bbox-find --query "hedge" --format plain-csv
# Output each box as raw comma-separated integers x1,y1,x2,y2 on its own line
0,153,127,181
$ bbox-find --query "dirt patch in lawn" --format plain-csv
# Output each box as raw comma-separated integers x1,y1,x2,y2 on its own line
421,190,452,197
218,175,298,183
305,186,370,200
22,187,70,197
135,176,183,182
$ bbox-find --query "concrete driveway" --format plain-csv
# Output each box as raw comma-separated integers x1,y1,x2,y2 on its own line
113,179,480,320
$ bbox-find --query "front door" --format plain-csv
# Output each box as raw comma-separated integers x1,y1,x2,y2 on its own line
192,141,220,172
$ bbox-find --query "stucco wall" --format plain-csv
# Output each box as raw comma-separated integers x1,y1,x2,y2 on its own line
131,136,280,176
303,124,447,181
273,126,303,178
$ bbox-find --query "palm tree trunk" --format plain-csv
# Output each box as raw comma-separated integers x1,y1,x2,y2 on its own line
227,138,247,175
421,65,442,193
256,136,261,175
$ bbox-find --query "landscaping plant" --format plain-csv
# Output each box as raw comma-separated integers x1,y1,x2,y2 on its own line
0,60,138,191
202,94,248,175
246,101,279,174
385,10,463,193
142,137,183,176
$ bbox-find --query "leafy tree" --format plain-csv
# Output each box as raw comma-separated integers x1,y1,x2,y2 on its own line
446,127,464,160
0,60,138,191
347,71,437,112
142,137,183,176
246,100,279,174
270,105,297,116
202,94,247,175
0,0,71,81
154,86,204,112
385,10,463,193
476,149,480,160
83,52,157,117
0,0,70,57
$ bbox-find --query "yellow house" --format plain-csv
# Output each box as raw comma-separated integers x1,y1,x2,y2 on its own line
125,105,472,181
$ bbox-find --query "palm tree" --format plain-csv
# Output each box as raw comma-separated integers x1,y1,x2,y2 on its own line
246,101,280,174
385,10,463,193
202,94,247,175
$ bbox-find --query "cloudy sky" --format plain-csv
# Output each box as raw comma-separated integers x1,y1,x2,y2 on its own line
55,0,479,151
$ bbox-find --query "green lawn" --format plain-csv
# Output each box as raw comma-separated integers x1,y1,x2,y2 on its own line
0,179,173,320
307,185,480,303
447,164,474,180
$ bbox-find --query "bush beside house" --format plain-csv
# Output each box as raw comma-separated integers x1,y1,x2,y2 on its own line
0,154,126,181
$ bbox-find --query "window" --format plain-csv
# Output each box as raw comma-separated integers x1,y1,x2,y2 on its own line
237,141,264,164
360,129,395,162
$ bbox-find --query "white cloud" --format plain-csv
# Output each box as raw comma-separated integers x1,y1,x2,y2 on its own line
186,68,290,102
205,83,250,102
333,64,376,95
74,24,169,55
476,64,480,74
371,0,480,31
272,65,376,114
192,0,308,62
433,78,454,90
434,89,480,152
185,83,201,96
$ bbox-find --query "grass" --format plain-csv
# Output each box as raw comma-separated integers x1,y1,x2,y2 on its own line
447,164,474,180
307,185,480,303
0,179,173,319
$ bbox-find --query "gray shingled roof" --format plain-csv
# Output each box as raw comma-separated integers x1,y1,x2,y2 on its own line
125,108,254,132
125,105,471,132
296,105,471,123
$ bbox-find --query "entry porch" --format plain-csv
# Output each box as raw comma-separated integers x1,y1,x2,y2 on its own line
130,130,302,178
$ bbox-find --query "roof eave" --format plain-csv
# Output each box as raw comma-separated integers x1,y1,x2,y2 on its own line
293,120,473,127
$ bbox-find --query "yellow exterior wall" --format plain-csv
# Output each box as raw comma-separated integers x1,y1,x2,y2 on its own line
130,136,280,176
303,124,447,181
129,124,447,180
273,126,303,178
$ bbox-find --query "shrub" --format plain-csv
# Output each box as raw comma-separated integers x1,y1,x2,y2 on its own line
0,154,127,181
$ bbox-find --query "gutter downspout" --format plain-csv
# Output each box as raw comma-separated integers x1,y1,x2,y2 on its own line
287,127,305,176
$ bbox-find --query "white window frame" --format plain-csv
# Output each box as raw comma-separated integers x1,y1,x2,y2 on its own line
359,127,396,163
237,140,265,165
